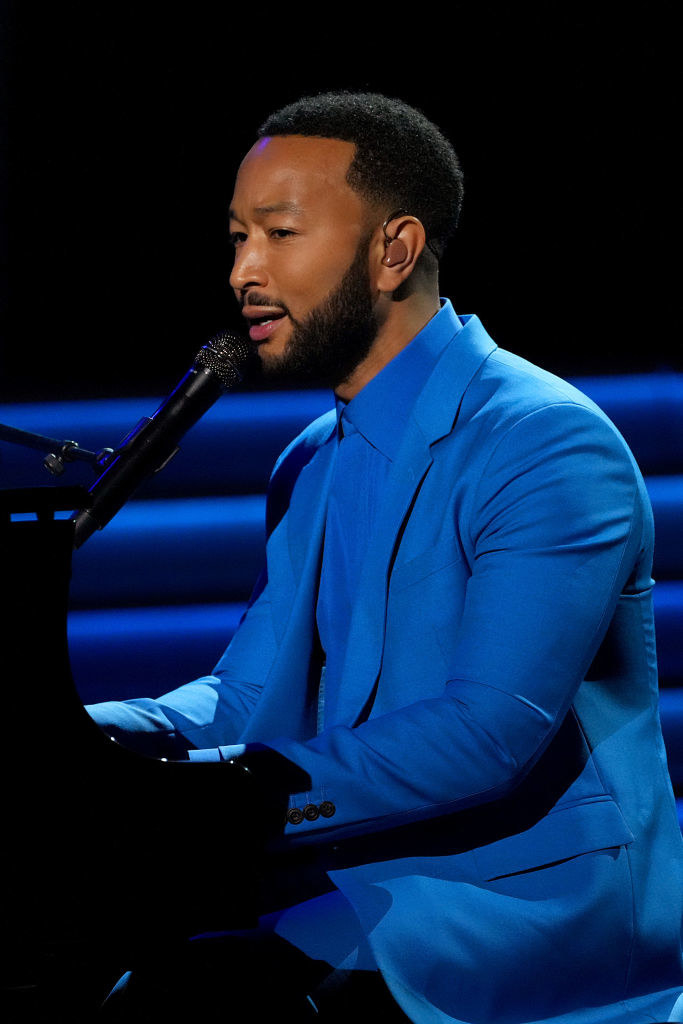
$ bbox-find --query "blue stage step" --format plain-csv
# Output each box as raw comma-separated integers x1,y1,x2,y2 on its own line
2,373,682,497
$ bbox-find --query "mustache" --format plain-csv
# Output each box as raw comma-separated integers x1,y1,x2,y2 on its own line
241,292,291,317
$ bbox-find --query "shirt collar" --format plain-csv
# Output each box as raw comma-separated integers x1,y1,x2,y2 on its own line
336,299,462,460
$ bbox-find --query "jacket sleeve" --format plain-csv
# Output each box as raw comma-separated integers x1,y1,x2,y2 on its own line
84,568,277,757
82,419,320,756
240,402,648,838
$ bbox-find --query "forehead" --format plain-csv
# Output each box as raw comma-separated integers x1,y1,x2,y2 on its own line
231,135,365,220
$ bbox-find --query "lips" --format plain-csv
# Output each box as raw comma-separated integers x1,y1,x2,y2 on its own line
242,304,288,344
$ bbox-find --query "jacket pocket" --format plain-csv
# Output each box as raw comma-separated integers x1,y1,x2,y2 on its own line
471,796,634,881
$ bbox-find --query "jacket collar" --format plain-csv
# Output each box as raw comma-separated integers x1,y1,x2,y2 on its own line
413,312,498,445
340,299,464,462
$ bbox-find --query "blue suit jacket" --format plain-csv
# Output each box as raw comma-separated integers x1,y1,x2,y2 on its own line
91,311,683,1022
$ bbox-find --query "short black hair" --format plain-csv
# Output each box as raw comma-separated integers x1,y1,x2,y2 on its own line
258,92,464,260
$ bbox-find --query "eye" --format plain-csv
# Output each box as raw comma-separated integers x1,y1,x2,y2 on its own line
270,228,296,240
229,231,247,247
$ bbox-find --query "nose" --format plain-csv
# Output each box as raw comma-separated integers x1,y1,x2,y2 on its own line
229,239,268,296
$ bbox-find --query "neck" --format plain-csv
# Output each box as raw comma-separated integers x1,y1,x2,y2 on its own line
334,288,441,401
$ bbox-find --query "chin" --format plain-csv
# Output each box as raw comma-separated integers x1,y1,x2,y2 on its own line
256,343,293,380
259,328,291,357
257,340,288,365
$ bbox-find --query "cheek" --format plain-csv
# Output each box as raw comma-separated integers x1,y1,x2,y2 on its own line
278,245,358,313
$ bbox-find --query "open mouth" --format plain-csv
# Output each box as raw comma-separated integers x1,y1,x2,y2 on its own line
242,306,288,344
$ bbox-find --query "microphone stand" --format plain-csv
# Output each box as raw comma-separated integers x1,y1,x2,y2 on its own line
0,422,114,476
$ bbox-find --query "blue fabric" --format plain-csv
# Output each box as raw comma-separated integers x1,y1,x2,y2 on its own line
337,300,463,464
317,304,463,725
88,308,683,1023
316,420,389,717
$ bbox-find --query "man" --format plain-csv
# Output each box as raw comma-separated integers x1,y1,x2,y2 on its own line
90,93,683,1022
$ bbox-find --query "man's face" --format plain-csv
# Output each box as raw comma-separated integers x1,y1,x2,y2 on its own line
229,135,379,386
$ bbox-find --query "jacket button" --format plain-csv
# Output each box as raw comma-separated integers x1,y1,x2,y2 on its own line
303,803,319,821
319,801,336,818
286,808,304,825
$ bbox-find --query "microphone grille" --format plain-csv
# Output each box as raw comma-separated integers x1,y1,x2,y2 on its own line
194,330,251,389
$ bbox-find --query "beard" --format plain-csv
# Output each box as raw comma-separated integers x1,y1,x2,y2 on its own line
258,237,379,388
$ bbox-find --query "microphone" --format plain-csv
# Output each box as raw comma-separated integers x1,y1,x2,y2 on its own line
71,330,250,549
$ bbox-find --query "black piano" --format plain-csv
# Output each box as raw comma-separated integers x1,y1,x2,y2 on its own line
1,486,308,1021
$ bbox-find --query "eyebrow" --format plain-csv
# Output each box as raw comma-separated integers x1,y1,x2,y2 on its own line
229,201,304,223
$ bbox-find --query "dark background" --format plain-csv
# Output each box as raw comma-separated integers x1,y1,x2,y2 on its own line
0,3,679,403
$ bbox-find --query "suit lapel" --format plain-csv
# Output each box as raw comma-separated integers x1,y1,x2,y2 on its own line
240,425,336,743
326,424,434,727
327,314,498,728
267,423,337,643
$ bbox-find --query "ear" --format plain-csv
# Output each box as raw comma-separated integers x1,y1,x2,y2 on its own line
372,215,428,294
